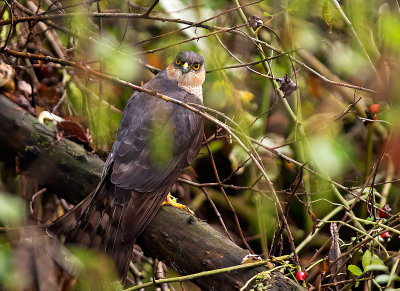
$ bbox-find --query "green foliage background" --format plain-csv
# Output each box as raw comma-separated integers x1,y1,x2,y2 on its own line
1,0,400,289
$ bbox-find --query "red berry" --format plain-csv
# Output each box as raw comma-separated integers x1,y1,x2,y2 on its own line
380,232,391,239
296,270,305,281
369,104,380,114
372,114,378,120
378,205,392,218
378,210,388,218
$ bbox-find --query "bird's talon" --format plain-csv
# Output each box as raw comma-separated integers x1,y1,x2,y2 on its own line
162,193,194,215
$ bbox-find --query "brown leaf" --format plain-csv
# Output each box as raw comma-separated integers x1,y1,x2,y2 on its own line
248,15,263,30
18,80,34,97
319,259,329,275
37,83,60,108
0,61,15,92
56,120,94,151
4,91,36,116
307,74,321,98
276,75,298,97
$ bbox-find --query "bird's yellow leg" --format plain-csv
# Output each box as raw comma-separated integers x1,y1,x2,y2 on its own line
162,193,194,215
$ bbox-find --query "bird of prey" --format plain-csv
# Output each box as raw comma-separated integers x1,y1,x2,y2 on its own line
47,51,205,282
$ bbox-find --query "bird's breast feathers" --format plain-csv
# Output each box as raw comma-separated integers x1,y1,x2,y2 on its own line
177,84,203,101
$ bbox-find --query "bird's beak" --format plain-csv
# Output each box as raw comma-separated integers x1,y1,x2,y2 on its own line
181,62,189,74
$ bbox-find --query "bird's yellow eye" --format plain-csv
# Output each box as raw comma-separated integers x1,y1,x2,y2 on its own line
176,59,181,65
192,63,200,70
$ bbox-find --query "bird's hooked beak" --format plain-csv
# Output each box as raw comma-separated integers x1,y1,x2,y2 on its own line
181,62,189,74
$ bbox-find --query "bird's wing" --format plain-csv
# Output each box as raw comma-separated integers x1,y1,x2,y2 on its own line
48,70,204,280
110,71,204,194
108,71,204,243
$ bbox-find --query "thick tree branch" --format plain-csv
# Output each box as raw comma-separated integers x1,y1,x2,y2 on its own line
0,95,304,290
0,96,103,203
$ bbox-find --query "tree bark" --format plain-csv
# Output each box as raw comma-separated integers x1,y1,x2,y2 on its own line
0,96,103,203
0,95,305,290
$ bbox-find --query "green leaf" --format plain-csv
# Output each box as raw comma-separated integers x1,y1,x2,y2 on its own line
229,144,250,173
371,255,384,266
0,193,24,225
366,264,388,272
149,117,174,168
69,247,120,289
348,265,362,277
362,250,372,271
308,134,354,178
360,187,381,197
92,33,139,80
322,0,332,25
0,10,10,40
67,82,84,112
198,140,223,157
381,12,400,51
375,274,390,284
363,187,375,194
0,245,25,288
263,12,273,19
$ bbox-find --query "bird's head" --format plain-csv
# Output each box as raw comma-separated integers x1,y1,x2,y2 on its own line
166,51,205,89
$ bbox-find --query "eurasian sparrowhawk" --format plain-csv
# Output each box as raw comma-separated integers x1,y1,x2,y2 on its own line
47,51,205,282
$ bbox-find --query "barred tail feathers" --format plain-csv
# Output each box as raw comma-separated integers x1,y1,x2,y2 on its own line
47,180,134,281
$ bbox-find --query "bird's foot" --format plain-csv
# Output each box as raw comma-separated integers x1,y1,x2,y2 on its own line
162,193,194,215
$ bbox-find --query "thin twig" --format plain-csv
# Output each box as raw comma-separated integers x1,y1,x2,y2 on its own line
204,133,254,253
0,12,218,30
141,0,159,17
137,24,246,55
136,0,262,45
200,187,235,242
270,167,304,265
329,0,382,85
124,260,272,291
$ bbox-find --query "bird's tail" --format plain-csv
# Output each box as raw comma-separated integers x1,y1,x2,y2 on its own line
47,178,134,282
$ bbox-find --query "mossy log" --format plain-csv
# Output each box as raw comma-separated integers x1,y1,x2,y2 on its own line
0,95,305,290
0,96,103,203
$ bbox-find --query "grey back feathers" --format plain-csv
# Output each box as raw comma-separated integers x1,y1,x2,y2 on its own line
47,51,205,283
110,68,203,193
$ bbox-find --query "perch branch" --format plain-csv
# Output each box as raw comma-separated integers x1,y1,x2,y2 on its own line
0,95,304,290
